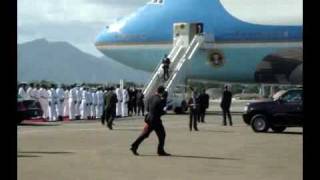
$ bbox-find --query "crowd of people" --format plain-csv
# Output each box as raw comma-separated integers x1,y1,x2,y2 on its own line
17,82,145,122
18,82,234,156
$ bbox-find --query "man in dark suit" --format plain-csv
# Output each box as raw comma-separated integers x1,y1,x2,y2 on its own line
130,86,170,156
198,89,210,123
162,54,171,81
188,88,199,131
130,87,138,116
136,89,145,116
102,87,118,130
220,85,233,126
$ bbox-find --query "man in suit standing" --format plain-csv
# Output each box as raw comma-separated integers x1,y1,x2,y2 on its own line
136,89,145,116
188,88,199,131
199,89,210,123
220,85,233,126
130,86,170,156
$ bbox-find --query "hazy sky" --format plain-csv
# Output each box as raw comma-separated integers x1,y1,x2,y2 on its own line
18,0,148,56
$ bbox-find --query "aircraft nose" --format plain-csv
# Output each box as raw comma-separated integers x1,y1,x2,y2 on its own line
95,28,118,46
95,17,132,46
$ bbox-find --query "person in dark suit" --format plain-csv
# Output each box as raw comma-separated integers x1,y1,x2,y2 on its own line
131,87,137,115
220,85,233,126
102,87,118,130
188,88,199,131
198,89,210,123
130,86,170,156
127,88,133,116
136,89,145,116
162,54,171,81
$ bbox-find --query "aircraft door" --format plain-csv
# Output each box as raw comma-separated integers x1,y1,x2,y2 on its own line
173,23,190,47
173,22,204,46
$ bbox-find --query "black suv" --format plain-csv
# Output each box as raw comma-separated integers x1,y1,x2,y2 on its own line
242,88,303,133
17,96,43,124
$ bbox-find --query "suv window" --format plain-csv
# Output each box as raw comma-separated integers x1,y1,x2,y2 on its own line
281,90,302,103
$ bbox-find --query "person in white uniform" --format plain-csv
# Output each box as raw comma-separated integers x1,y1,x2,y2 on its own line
18,83,28,100
26,83,34,100
115,84,123,117
33,84,40,102
39,84,49,120
86,88,92,119
80,87,89,120
68,85,77,120
56,85,65,121
75,85,82,120
121,87,129,117
96,87,103,119
63,86,70,119
90,88,97,120
48,85,58,121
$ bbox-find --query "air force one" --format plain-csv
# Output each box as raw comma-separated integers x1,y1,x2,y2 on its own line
95,0,303,87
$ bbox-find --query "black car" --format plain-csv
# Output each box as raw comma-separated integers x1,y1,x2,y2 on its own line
242,88,303,133
17,96,43,124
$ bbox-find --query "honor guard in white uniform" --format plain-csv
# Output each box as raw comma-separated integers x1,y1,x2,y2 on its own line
56,85,65,121
122,88,129,117
18,83,28,100
68,85,77,120
63,87,70,118
48,85,58,121
91,88,97,119
75,86,82,120
80,87,88,120
26,83,34,100
33,84,41,102
96,87,104,118
115,85,123,117
86,88,92,119
39,85,49,120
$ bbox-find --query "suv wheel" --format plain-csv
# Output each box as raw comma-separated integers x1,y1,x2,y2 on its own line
271,126,286,133
251,114,269,132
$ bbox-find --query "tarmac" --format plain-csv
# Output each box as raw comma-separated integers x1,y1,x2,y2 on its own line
18,111,302,180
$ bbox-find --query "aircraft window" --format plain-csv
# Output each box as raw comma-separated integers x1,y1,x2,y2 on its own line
149,0,164,4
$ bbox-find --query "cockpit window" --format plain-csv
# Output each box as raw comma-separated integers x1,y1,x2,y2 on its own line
149,0,164,4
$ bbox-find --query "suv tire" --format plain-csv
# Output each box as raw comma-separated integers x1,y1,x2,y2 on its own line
270,126,286,133
251,114,269,132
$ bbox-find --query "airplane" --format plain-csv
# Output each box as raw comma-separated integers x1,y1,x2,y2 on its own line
95,0,302,112
95,0,302,86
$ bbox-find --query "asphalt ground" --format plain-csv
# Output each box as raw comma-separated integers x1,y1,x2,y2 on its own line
18,112,302,180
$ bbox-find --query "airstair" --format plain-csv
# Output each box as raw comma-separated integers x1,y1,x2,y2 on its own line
143,34,204,100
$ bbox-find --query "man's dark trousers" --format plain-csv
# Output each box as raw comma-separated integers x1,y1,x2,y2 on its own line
189,110,198,131
163,67,169,80
102,108,114,126
138,103,145,116
131,122,166,153
199,108,206,123
222,107,232,126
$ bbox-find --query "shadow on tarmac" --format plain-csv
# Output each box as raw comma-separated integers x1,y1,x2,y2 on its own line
18,155,41,158
265,131,303,135
113,128,142,132
199,129,234,133
140,154,239,161
19,151,74,154
19,123,61,127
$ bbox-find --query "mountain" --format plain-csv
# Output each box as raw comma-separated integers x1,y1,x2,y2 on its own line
18,39,151,84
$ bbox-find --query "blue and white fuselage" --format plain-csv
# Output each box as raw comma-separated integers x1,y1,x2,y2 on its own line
95,0,302,84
